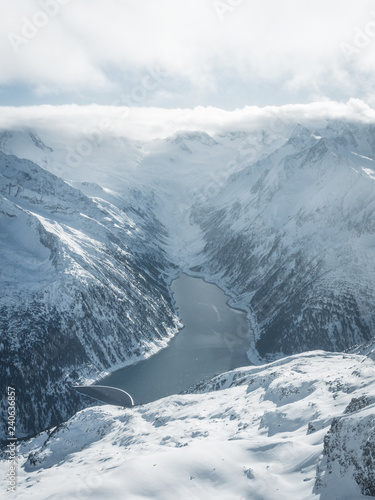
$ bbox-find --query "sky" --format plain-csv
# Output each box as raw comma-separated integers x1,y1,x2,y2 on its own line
2,0,375,110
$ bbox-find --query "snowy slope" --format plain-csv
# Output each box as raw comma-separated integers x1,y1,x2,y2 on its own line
0,129,144,188
4,351,375,500
349,338,375,362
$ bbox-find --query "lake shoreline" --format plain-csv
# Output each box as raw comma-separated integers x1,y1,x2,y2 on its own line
93,273,254,405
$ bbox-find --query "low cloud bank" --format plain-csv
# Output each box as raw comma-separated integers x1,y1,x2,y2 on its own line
0,99,374,141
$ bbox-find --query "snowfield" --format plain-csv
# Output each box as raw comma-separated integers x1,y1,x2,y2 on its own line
4,351,375,500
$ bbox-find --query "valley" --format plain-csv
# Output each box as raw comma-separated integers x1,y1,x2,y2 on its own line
1,119,375,498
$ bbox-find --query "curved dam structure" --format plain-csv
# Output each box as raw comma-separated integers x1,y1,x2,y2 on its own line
74,385,134,408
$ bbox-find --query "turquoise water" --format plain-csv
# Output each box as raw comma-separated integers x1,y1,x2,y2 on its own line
95,273,253,405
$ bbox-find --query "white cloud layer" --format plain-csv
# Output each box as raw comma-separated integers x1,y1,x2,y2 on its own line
0,99,374,141
1,0,375,106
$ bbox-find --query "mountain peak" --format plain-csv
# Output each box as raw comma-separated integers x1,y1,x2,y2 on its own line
167,130,218,147
288,123,312,141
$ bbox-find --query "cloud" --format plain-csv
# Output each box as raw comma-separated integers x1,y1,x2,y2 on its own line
0,99,374,142
1,0,375,107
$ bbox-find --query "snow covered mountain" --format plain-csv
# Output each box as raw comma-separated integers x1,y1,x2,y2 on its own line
5,350,375,499
1,119,375,493
0,151,180,440
191,122,375,358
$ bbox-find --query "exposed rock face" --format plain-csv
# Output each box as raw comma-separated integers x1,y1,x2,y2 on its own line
316,405,375,497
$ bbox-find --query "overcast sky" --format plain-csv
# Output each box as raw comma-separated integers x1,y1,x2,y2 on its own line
2,0,375,109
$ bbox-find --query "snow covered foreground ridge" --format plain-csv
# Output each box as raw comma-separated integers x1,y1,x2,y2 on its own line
1,119,375,443
8,352,375,500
